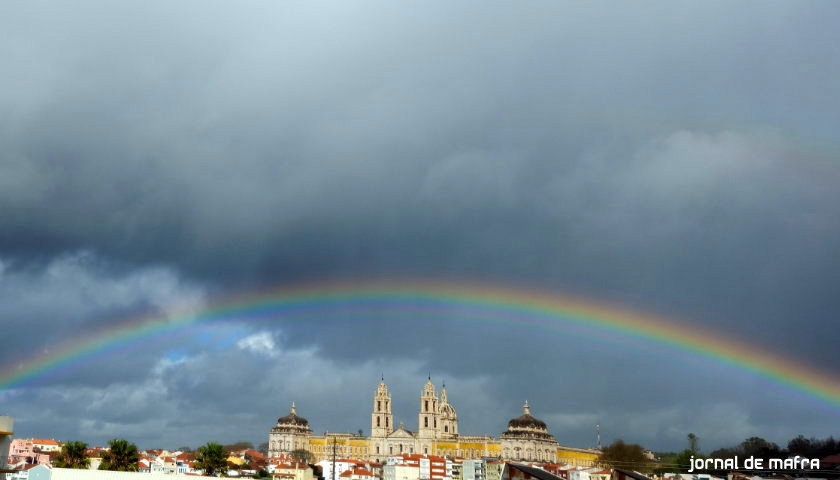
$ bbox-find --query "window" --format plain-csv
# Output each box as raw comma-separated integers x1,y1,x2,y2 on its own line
444,425,448,432
377,417,381,427
425,400,429,411
378,401,381,411
386,418,389,427
424,417,428,427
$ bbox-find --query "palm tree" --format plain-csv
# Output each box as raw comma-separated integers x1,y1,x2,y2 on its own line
195,442,228,477
98,439,140,471
688,433,699,453
54,441,90,469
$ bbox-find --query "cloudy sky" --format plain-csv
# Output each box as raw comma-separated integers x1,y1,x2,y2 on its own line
2,1,840,453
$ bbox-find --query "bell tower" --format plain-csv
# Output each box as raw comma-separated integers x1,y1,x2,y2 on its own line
418,376,439,438
438,383,458,439
371,376,393,438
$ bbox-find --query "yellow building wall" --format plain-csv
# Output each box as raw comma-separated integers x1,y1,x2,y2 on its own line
307,437,375,461
301,435,596,465
555,447,599,466
434,442,458,457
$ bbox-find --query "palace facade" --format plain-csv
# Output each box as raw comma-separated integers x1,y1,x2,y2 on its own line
268,379,599,466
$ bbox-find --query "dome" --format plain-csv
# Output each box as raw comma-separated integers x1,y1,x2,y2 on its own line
507,413,547,430
276,403,310,427
439,402,457,418
505,401,548,431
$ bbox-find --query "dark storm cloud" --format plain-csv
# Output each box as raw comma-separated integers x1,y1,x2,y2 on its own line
0,252,206,386
2,0,840,451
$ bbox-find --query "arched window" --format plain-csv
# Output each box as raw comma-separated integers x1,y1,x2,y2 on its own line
378,401,381,411
386,418,389,427
377,417,381,427
425,400,429,411
424,417,428,427
444,425,448,433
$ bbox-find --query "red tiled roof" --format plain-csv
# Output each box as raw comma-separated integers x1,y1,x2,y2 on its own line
31,439,61,446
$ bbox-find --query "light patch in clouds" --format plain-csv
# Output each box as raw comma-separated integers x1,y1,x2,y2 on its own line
0,251,207,386
0,251,205,316
237,331,280,358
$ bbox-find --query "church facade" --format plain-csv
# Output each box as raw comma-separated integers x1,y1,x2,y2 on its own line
268,379,599,466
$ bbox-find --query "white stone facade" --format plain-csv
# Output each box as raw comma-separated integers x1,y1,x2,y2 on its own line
268,379,574,464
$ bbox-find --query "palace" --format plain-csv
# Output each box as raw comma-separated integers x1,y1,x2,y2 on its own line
268,378,599,466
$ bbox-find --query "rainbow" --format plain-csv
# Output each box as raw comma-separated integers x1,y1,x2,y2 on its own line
2,279,840,412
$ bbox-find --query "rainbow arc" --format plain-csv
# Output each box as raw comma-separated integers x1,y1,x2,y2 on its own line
2,280,839,412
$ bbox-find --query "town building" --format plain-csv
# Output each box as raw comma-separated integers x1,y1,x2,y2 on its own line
26,443,59,455
7,439,51,468
2,417,15,480
268,379,599,466
461,460,484,480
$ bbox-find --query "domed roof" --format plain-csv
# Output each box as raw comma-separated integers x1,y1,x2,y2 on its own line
439,402,457,417
277,402,309,426
506,401,547,430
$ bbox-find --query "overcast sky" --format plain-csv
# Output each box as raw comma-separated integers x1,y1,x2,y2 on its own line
2,1,840,453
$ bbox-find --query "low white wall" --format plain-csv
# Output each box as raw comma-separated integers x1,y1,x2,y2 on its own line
48,468,219,480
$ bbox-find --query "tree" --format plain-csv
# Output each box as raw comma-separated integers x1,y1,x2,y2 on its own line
195,442,228,477
99,439,140,472
688,433,699,454
739,436,782,461
787,435,839,460
53,441,90,469
257,443,269,455
597,440,654,473
290,449,313,464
